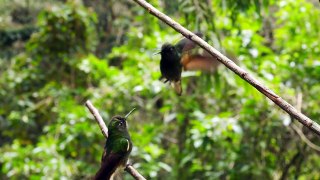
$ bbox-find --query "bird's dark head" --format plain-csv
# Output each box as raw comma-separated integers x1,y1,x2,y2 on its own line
108,108,136,134
108,116,128,133
160,43,177,56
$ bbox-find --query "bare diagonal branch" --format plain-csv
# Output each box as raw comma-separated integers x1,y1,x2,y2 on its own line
85,100,108,138
131,0,320,137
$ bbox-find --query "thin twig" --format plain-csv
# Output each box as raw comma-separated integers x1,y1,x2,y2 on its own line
290,92,320,151
85,100,146,180
130,0,320,137
291,122,320,152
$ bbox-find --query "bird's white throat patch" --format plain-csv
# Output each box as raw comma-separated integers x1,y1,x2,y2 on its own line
126,139,130,151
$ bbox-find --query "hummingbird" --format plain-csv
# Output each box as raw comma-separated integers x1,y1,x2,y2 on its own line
159,32,220,95
160,43,183,95
94,108,135,180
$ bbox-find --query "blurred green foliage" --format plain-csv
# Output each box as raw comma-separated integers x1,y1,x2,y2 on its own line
0,0,320,179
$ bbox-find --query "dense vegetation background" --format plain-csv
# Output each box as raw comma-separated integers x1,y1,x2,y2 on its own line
1,0,320,179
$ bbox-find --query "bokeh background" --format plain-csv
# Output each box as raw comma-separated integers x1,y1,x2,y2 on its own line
1,0,320,179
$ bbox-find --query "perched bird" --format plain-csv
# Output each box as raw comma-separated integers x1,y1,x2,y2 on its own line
159,33,220,95
95,109,135,180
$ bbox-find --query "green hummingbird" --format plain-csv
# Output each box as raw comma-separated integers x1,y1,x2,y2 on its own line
95,108,135,180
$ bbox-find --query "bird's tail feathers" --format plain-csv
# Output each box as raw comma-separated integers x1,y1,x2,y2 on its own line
172,80,182,96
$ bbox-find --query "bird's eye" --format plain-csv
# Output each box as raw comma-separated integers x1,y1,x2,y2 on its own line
118,122,123,127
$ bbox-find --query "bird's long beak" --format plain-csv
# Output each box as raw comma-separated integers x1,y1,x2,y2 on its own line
152,48,161,56
124,108,136,119
153,51,161,55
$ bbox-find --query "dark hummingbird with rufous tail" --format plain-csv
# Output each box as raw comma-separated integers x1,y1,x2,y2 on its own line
159,32,220,95
160,43,183,95
94,108,136,180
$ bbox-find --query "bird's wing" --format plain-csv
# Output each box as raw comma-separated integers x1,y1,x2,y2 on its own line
175,32,203,53
181,52,220,72
175,33,221,72
95,151,123,180
95,139,131,180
